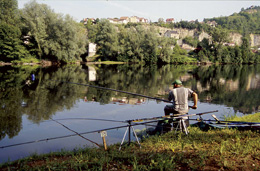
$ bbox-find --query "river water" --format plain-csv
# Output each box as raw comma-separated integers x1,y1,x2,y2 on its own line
0,64,260,163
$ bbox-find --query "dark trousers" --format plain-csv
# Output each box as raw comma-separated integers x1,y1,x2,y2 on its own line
164,105,190,130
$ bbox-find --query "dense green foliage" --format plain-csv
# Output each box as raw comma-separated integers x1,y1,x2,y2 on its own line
0,0,30,62
0,0,18,25
0,0,87,63
192,27,260,63
20,1,87,62
86,20,197,63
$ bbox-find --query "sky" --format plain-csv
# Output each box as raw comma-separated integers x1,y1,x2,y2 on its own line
18,1,260,22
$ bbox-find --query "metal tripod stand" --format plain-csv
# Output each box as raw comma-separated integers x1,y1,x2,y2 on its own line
175,118,189,135
119,120,141,150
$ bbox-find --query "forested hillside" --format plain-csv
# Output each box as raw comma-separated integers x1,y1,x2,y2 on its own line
204,6,260,34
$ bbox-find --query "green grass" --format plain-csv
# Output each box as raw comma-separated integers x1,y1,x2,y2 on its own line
226,112,260,122
1,124,260,170
11,57,40,64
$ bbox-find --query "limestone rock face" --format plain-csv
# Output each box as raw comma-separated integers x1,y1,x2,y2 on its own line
250,34,260,47
158,26,260,47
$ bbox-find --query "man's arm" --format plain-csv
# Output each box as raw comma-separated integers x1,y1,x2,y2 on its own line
168,91,174,101
191,92,198,109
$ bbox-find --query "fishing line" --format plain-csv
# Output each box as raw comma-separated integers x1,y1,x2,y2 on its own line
42,118,125,123
0,125,129,149
50,118,101,147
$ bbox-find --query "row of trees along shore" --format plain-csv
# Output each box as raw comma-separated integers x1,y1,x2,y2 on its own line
1,0,260,64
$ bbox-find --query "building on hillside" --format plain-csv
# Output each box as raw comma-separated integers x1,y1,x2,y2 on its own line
107,16,148,24
206,21,217,27
164,30,179,39
108,18,120,24
83,18,96,25
119,16,130,24
223,42,235,47
166,18,174,23
88,43,97,57
129,16,139,23
139,17,148,23
181,44,195,50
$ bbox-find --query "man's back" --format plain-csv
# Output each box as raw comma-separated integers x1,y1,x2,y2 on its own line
169,87,193,114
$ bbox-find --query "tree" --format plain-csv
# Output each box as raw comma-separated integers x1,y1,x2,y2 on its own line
141,27,159,63
0,0,30,62
95,19,119,60
157,37,173,63
20,0,87,62
241,37,251,63
0,0,19,25
0,23,29,61
210,27,229,46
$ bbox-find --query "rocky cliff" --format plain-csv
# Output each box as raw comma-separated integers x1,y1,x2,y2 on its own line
157,26,260,47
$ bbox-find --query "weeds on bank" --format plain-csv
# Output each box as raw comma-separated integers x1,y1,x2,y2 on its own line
226,112,260,122
1,126,260,170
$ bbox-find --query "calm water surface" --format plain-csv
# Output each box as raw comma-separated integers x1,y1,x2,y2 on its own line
0,64,260,163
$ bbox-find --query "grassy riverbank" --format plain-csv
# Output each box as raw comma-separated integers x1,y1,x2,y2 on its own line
1,113,260,170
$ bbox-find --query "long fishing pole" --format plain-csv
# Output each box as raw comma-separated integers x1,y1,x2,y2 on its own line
129,110,218,122
50,118,101,147
56,81,173,103
189,119,260,125
0,110,218,149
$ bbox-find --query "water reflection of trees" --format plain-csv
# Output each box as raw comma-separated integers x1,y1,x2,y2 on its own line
84,64,260,114
22,66,87,123
0,66,36,140
193,65,260,114
84,64,197,104
0,65,87,140
1,64,260,140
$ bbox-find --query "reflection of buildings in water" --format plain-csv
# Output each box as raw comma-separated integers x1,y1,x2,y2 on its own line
218,74,260,92
111,97,146,105
196,82,210,93
88,66,96,81
83,96,96,102
225,80,239,92
197,74,260,93
246,74,260,91
180,74,193,82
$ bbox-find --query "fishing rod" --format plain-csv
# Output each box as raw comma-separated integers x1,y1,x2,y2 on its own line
54,80,173,103
42,110,217,126
128,110,218,123
0,110,218,149
50,118,101,147
189,119,260,125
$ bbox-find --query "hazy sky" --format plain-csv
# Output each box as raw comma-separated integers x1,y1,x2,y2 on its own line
18,1,260,22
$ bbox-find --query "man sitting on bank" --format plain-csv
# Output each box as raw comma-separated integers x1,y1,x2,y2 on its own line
151,79,198,134
164,79,198,130
164,79,198,117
